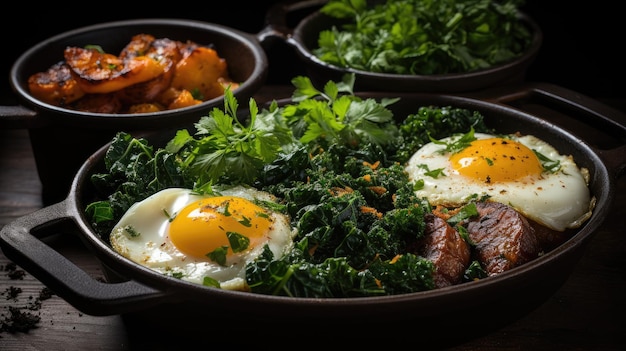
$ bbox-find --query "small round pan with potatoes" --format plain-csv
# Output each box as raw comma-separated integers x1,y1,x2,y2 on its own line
0,18,269,204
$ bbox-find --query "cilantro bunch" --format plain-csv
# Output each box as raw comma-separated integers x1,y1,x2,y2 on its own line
315,0,533,75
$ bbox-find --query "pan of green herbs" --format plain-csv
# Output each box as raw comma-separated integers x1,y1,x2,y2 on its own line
266,0,542,92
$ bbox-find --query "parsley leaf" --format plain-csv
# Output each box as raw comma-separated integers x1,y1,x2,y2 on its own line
284,74,399,150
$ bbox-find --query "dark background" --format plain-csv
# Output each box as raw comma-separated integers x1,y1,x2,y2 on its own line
1,1,623,105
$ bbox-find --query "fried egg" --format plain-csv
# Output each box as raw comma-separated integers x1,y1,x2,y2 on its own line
110,185,296,290
405,132,594,231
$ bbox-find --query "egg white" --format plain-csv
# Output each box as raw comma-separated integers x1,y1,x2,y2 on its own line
109,185,296,290
405,132,594,231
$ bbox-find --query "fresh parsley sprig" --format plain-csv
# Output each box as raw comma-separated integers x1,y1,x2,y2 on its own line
165,88,294,188
284,74,400,150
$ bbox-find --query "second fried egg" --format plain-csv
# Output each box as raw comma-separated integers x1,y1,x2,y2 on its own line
110,185,296,290
405,132,594,231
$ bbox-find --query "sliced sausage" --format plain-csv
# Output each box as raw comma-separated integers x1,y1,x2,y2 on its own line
417,213,471,288
528,219,570,252
465,202,540,276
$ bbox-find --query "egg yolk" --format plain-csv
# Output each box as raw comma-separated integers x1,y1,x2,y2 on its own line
449,137,543,183
168,196,272,260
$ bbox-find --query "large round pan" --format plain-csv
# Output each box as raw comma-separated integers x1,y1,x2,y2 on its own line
1,83,624,346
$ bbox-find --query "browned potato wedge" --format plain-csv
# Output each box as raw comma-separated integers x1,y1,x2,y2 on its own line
117,36,181,104
166,89,202,110
70,93,122,113
27,34,238,113
64,46,165,94
171,45,231,101
127,103,164,113
27,61,86,106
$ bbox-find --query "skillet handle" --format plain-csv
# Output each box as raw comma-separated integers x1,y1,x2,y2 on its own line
257,0,327,45
466,82,626,177
0,200,169,316
0,105,47,128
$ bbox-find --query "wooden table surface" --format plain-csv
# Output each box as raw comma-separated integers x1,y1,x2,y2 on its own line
1,86,625,350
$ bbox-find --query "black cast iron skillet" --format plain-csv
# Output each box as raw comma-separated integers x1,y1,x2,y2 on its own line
0,18,269,205
261,0,543,93
1,83,625,345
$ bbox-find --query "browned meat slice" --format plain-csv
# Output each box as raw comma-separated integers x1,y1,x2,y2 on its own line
417,213,471,288
465,202,540,276
528,219,570,252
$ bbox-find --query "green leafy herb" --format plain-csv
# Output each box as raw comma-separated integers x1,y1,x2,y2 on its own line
446,202,479,227
429,127,477,154
464,260,488,281
227,232,250,253
84,44,105,53
315,0,532,75
220,201,232,217
534,150,561,173
190,87,204,101
122,225,140,238
422,166,446,178
412,178,424,191
207,246,229,266
203,276,221,288
169,88,293,187
283,75,399,150
171,272,184,279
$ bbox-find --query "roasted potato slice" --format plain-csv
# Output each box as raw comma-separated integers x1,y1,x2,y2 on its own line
28,34,238,113
64,46,165,94
117,36,181,104
157,87,202,110
127,103,164,113
70,93,122,113
171,44,234,101
27,61,86,106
